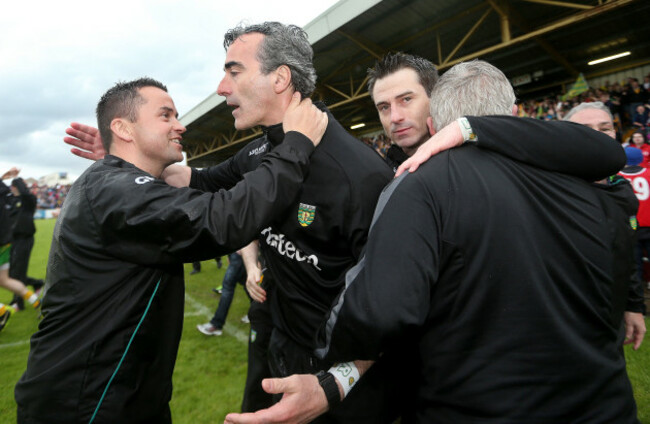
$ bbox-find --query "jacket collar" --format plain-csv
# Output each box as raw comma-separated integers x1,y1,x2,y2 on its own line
261,101,329,146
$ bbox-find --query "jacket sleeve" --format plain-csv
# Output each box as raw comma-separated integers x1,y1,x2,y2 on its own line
468,116,625,181
190,155,241,191
92,133,313,266
597,177,646,316
190,140,261,191
626,270,646,314
316,173,440,361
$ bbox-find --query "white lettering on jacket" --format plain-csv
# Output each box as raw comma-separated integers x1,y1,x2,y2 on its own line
135,176,155,185
260,227,321,270
249,143,270,156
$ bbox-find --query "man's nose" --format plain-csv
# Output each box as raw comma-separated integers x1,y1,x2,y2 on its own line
391,106,404,123
217,77,229,96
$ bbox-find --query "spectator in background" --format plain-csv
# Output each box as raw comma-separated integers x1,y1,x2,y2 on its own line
189,257,222,276
598,89,621,131
8,177,44,310
622,78,649,125
33,183,71,210
197,252,247,336
630,131,650,167
0,168,41,311
632,104,649,131
619,146,650,293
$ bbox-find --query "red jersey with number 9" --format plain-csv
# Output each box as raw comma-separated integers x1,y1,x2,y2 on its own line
619,167,650,227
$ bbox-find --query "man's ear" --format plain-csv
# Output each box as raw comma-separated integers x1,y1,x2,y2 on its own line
110,118,134,143
427,116,437,136
512,104,518,116
274,65,292,94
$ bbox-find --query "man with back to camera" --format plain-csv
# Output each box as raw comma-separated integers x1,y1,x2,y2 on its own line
14,77,327,424
223,60,639,424
66,42,629,422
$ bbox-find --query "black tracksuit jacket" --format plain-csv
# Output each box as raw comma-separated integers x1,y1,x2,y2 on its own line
192,104,394,351
14,134,313,424
10,178,37,239
317,120,639,423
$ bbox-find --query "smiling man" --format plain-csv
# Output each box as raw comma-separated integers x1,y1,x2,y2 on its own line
14,77,327,424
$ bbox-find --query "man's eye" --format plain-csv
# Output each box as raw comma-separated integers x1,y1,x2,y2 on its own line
403,96,412,103
378,105,389,112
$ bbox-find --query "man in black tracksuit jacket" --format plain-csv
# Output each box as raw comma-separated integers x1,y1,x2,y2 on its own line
191,104,400,422
14,78,325,424
318,138,639,423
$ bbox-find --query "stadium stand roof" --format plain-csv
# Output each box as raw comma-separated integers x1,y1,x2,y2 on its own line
180,0,650,167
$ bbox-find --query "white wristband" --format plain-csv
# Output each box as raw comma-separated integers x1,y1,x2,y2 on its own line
328,362,360,398
457,117,478,143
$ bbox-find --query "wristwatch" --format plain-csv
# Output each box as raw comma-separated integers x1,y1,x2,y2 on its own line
316,371,341,407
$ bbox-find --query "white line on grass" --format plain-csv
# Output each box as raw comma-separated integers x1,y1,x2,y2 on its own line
0,339,30,349
184,293,249,344
0,294,249,350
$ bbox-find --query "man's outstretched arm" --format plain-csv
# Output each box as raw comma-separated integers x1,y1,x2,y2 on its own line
223,360,374,424
397,116,625,181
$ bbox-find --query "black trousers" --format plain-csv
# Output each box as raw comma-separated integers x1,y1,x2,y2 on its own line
10,236,43,309
267,328,406,424
241,300,274,412
9,236,33,282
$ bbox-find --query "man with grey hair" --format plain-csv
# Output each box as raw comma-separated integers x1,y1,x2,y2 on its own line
564,100,613,120
563,101,646,350
225,60,639,423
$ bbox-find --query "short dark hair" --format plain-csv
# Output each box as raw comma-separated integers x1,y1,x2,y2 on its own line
367,52,438,101
223,22,316,98
96,77,168,152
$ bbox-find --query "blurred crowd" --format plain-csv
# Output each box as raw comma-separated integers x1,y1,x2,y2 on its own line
516,74,650,144
29,184,71,210
361,133,391,157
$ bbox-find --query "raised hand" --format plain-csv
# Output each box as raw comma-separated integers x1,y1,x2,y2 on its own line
1,167,20,180
64,122,106,161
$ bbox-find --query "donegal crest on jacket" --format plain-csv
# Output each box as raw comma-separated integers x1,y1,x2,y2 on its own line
298,203,316,227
